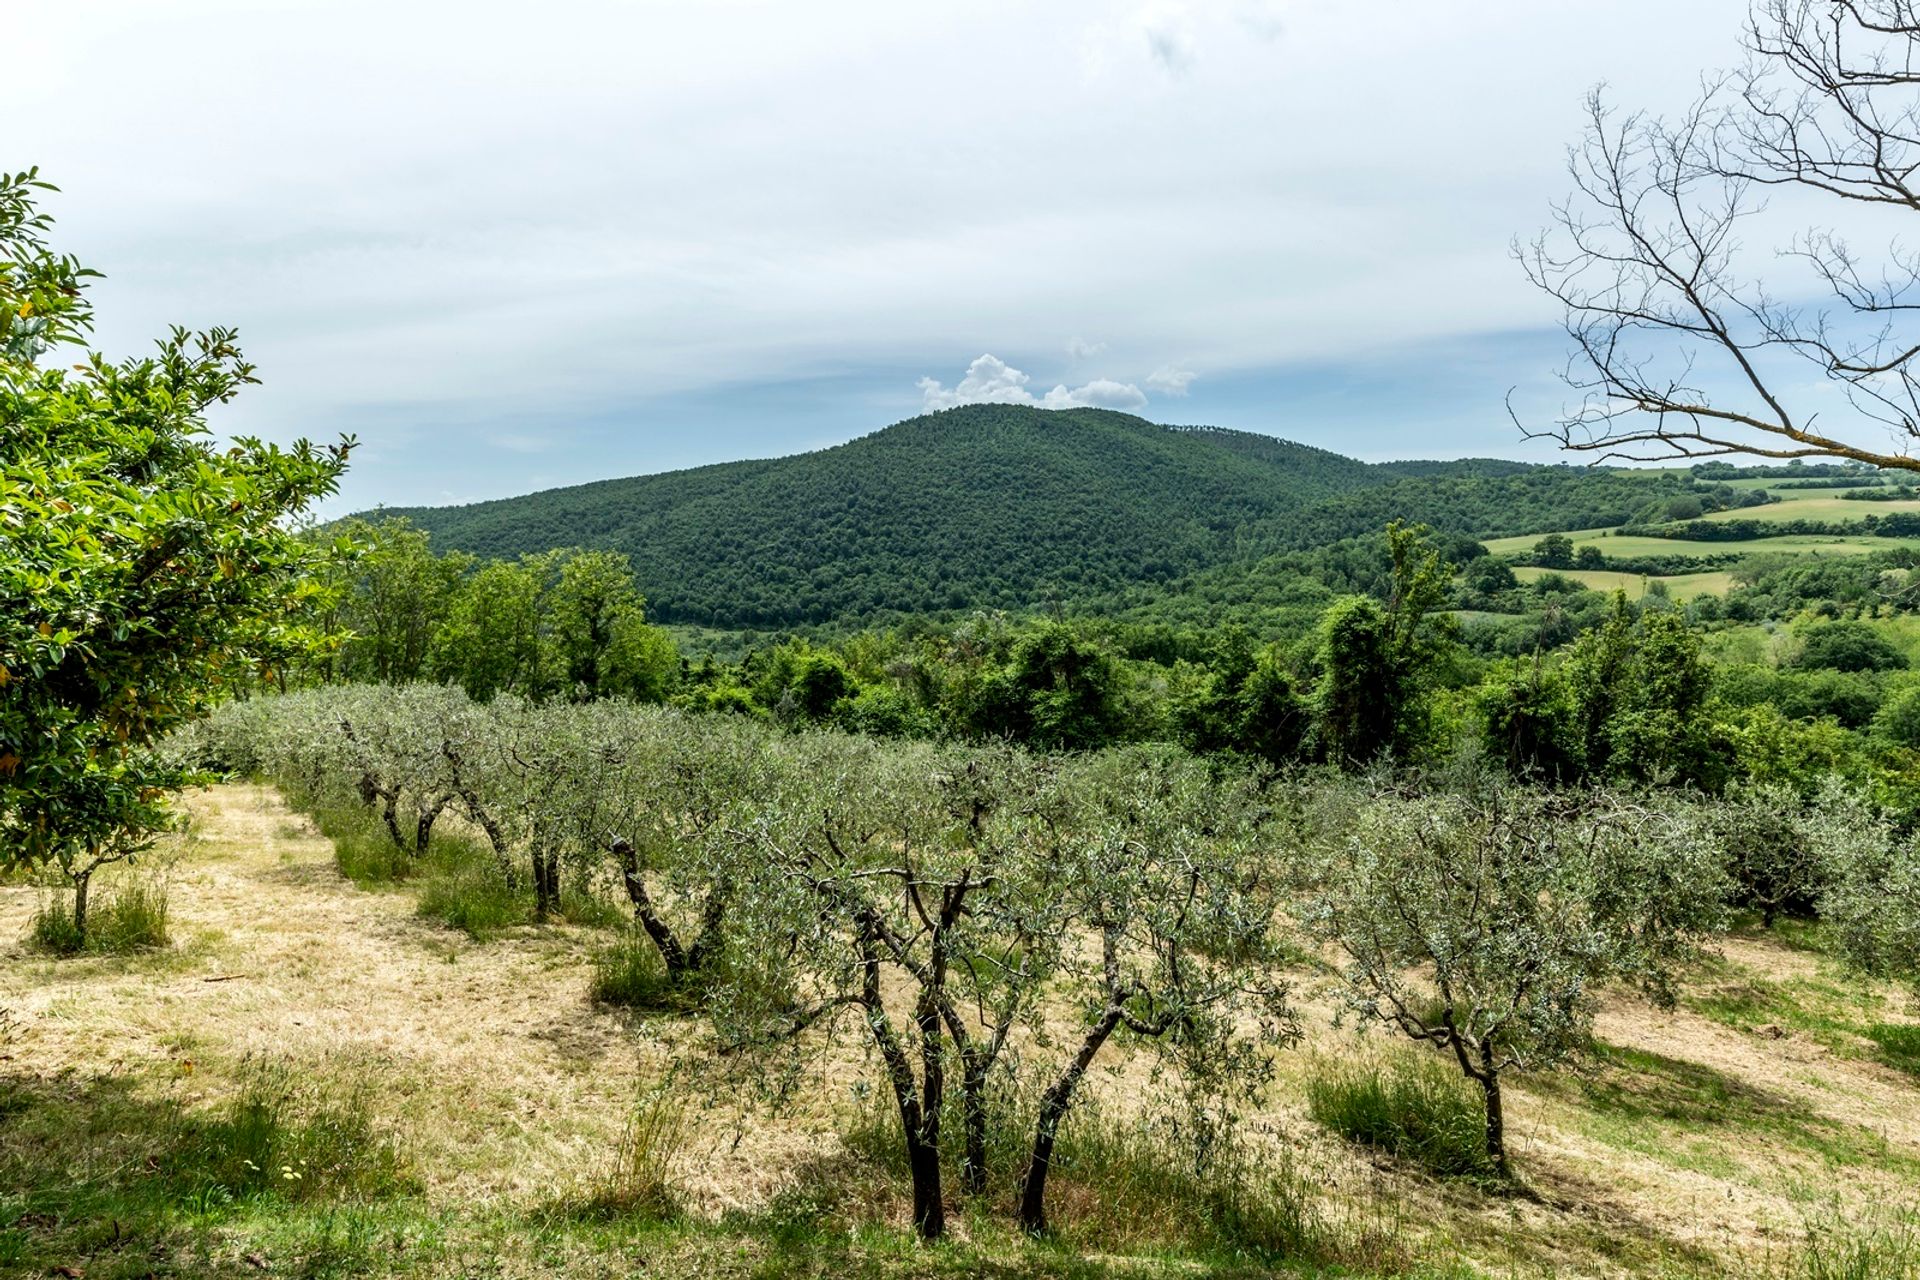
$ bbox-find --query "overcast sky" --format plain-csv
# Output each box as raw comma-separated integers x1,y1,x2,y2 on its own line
15,0,1758,513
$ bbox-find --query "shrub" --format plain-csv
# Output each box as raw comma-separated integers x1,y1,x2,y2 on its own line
1306,1053,1500,1179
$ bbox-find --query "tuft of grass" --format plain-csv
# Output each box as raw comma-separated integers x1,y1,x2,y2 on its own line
558,886,629,930
1867,1022,1920,1078
30,876,171,955
1305,1051,1499,1180
577,1089,687,1221
588,927,686,1009
1793,1202,1920,1279
313,805,416,884
829,1083,1394,1269
415,859,529,940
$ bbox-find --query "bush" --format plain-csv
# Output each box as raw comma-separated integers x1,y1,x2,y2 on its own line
1306,1053,1499,1179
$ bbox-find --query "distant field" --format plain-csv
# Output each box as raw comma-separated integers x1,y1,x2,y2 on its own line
1701,495,1920,522
1482,529,1916,558
1512,566,1734,601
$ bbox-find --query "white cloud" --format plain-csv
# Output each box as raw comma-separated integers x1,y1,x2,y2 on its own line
1146,365,1197,395
1067,336,1107,360
919,354,1149,413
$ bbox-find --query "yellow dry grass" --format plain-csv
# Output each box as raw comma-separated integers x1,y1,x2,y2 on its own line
5,783,1918,1278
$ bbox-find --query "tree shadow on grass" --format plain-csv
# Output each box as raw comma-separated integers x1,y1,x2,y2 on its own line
0,1065,416,1279
1554,1041,1908,1172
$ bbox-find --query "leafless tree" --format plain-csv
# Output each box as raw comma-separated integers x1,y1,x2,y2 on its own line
1522,2,1920,469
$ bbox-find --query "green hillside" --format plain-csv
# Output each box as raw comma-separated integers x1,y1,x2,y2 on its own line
373,405,1753,627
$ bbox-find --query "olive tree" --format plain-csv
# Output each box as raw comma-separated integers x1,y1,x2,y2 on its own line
1712,781,1828,927
1810,778,1920,980
1,169,350,935
1301,778,1726,1176
1016,747,1294,1235
584,704,774,983
717,736,1292,1241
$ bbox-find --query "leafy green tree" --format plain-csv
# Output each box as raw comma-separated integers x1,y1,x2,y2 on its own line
604,611,681,704
1476,655,1579,781
0,169,349,936
1313,522,1455,767
956,621,1129,750
1574,544,1606,570
1876,684,1920,750
1793,619,1909,673
1313,597,1398,766
334,518,469,683
547,550,658,698
1563,595,1715,784
1533,533,1575,569
430,559,545,700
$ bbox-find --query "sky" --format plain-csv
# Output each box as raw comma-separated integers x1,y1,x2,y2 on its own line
13,0,1768,514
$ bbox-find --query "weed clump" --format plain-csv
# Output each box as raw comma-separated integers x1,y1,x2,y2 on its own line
30,876,171,955
588,928,678,1008
578,1090,687,1220
1306,1052,1500,1179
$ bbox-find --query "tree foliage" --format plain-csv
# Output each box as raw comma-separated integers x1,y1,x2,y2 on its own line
0,170,349,918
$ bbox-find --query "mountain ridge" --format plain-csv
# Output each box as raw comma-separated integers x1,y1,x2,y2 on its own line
366,405,1709,627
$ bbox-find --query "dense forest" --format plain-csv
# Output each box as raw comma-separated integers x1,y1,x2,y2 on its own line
372,406,1771,627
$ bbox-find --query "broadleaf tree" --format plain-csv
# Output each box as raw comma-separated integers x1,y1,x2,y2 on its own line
0,169,351,938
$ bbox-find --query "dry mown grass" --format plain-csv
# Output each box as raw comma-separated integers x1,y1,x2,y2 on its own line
2,783,1918,1278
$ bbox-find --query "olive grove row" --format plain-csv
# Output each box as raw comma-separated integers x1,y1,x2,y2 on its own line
197,685,1915,1239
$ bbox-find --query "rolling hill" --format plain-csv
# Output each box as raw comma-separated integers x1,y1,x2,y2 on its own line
369,405,1733,627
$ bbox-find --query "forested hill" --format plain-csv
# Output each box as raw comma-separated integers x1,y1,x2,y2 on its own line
371,405,1715,627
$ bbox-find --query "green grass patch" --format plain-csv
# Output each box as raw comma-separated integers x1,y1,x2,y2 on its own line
311,804,417,884
1305,1052,1499,1180
1867,1023,1920,1078
0,1058,415,1278
30,876,171,955
588,928,694,1010
415,857,530,940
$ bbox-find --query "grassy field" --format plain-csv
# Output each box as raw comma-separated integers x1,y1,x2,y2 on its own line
3,785,1919,1278
1701,495,1920,522
1511,567,1734,601
1481,529,1917,558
